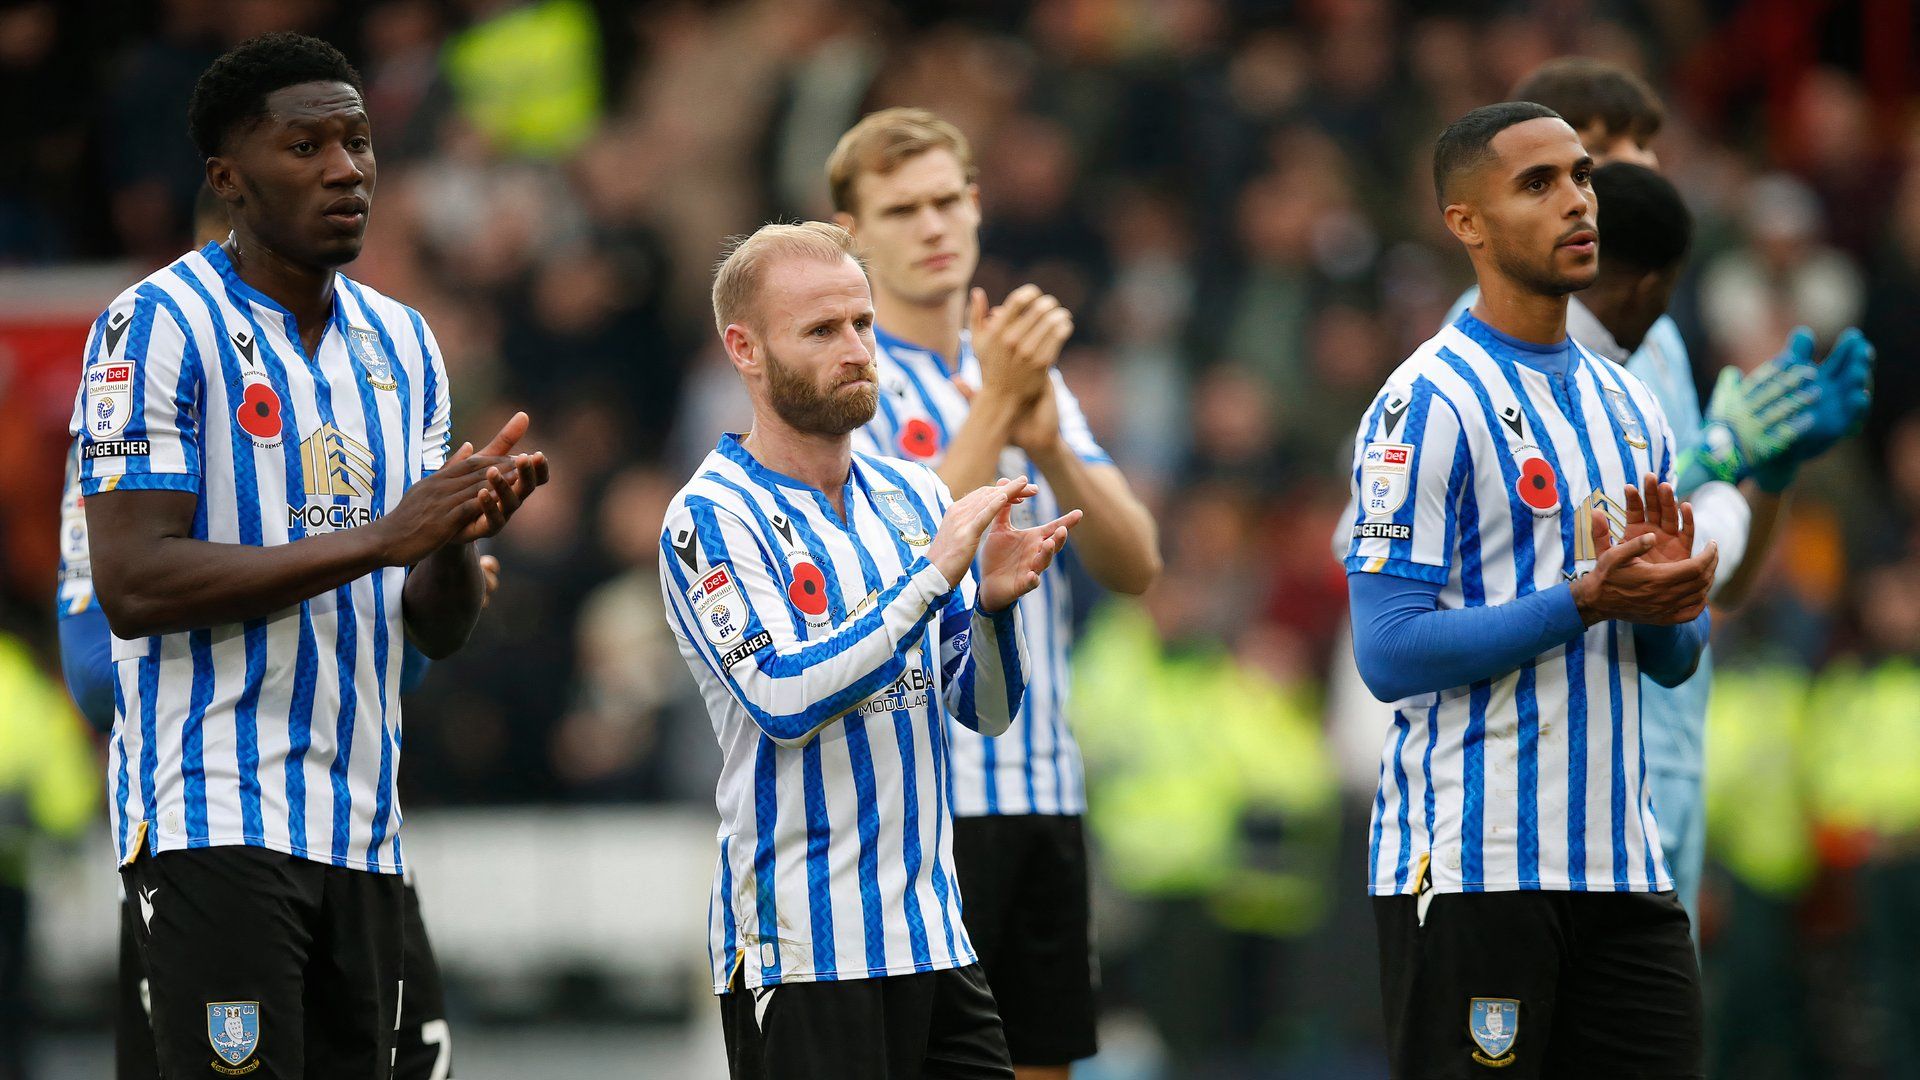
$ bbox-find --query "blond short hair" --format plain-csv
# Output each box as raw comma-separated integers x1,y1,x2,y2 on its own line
711,221,865,336
826,107,977,215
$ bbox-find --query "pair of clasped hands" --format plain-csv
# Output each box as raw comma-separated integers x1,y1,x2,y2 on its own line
927,475,1083,614
1571,474,1717,627
378,411,550,566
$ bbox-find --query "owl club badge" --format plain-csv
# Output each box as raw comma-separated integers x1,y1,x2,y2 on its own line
1360,442,1413,517
1469,997,1519,1067
347,326,397,391
1603,387,1648,449
206,1000,261,1073
874,489,931,546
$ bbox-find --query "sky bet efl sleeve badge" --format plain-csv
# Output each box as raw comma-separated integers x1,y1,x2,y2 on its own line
85,361,135,440
686,563,772,669
1360,442,1413,517
348,327,397,391
206,1001,261,1073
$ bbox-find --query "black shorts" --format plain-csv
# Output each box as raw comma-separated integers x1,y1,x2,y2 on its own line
117,861,452,1080
123,845,404,1079
720,964,1012,1080
950,813,1098,1066
1374,887,1703,1079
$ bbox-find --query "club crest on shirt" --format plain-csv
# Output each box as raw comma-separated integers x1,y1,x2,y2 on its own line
874,489,931,546
1468,997,1519,1067
206,1001,261,1073
347,327,397,391
1603,387,1648,449
84,360,135,440
1360,442,1413,517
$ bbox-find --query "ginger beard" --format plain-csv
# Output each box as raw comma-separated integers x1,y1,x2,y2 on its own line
762,341,880,437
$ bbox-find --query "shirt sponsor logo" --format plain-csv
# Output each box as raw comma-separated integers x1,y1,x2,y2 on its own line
286,424,382,532
856,667,930,717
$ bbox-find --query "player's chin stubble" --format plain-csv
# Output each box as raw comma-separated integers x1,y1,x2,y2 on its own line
765,349,880,437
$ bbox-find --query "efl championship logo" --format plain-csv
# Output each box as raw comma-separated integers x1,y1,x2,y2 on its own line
874,490,931,546
206,1001,261,1074
347,326,397,391
1360,442,1412,516
85,361,134,439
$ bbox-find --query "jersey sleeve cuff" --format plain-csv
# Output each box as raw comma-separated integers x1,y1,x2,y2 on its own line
1344,554,1451,586
81,472,201,497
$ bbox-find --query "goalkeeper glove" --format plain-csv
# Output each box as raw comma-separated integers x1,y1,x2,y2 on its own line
1678,328,1818,493
1748,327,1875,491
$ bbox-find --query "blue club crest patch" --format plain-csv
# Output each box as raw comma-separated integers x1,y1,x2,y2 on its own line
1603,387,1648,449
1469,997,1519,1066
347,327,397,391
207,1001,261,1071
874,490,931,546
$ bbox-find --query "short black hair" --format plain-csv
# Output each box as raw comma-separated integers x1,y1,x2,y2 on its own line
1511,58,1664,143
1591,161,1691,275
188,32,363,158
1432,101,1563,209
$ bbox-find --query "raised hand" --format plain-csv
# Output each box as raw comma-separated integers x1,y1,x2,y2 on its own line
1750,327,1875,492
1685,331,1819,490
1570,474,1717,626
446,411,550,544
927,476,1038,587
374,452,521,566
1619,473,1694,564
969,284,1072,405
978,500,1083,612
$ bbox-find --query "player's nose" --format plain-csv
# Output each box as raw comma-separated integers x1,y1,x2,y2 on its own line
320,143,366,187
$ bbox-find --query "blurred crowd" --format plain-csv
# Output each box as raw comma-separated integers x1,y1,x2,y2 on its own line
2,0,1918,1075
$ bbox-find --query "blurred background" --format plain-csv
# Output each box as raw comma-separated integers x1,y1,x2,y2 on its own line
1,0,1917,1077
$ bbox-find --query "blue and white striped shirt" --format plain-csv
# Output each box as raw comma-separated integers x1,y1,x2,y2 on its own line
71,241,452,874
1346,312,1677,896
661,435,1028,993
853,327,1111,817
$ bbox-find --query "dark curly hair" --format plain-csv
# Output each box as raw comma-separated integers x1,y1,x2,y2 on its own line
187,32,364,158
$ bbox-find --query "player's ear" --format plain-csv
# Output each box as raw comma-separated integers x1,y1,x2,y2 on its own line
1443,202,1482,248
722,323,759,376
204,157,242,207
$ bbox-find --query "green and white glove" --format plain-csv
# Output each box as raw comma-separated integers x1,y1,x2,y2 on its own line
1679,328,1819,493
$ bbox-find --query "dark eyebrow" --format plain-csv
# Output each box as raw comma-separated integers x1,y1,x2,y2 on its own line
1573,154,1594,173
1513,162,1559,187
